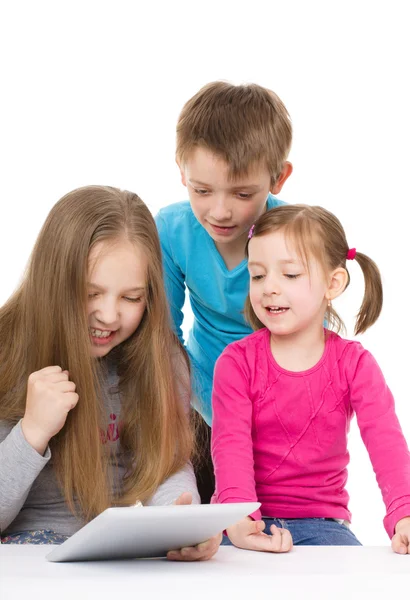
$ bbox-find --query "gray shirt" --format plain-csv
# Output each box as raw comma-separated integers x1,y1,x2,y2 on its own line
0,362,200,537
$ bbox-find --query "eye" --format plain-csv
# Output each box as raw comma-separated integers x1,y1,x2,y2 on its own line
124,296,143,303
251,274,264,281
236,192,253,200
284,274,300,279
193,188,209,196
88,293,99,299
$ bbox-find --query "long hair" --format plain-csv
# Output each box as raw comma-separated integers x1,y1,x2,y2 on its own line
0,186,193,521
244,204,383,336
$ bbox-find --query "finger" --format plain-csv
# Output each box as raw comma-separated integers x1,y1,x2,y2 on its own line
167,550,184,561
391,532,409,555
192,545,220,561
245,519,265,535
246,531,281,552
59,381,76,393
194,536,222,557
167,546,200,561
279,528,293,552
228,519,264,547
173,492,192,505
64,392,79,410
45,372,70,383
28,366,63,382
38,366,64,375
31,373,70,386
264,524,283,552
169,542,220,562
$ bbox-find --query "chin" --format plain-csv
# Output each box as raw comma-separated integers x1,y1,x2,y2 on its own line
91,345,112,358
265,323,296,336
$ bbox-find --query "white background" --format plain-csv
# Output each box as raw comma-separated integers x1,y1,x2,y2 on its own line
0,0,409,545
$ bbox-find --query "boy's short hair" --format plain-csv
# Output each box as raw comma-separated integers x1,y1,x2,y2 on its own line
176,81,292,184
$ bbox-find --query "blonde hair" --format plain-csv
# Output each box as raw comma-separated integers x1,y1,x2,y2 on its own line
244,204,383,336
0,186,193,521
176,81,292,185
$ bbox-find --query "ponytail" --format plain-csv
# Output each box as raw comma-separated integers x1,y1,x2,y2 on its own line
352,252,383,335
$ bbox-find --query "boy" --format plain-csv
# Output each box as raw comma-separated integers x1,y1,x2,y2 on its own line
155,81,292,498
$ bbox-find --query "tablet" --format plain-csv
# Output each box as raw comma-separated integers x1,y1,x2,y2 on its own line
46,501,260,562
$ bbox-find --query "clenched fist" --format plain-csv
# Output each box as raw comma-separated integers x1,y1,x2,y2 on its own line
21,366,79,455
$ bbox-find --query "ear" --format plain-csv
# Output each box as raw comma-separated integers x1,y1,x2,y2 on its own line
176,158,187,187
270,161,293,194
326,268,348,301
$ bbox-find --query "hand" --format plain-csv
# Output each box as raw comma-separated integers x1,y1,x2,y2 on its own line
166,492,222,561
22,366,79,455
391,516,410,554
227,516,293,553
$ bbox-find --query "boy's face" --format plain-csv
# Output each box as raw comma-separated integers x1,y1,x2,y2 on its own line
179,147,289,252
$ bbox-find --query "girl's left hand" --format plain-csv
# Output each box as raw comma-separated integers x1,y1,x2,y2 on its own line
166,492,222,561
391,517,410,554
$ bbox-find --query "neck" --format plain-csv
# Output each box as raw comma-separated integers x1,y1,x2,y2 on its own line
215,231,248,271
269,322,326,372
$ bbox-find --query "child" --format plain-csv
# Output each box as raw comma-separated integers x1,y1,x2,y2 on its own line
155,81,293,427
155,81,293,501
211,204,410,554
0,186,221,561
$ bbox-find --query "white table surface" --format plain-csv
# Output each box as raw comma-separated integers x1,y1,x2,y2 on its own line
0,545,409,600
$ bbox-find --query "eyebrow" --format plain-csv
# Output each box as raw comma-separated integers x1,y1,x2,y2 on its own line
189,179,261,191
248,259,299,268
88,283,146,292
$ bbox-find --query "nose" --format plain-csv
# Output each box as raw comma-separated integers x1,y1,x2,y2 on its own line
262,273,281,297
209,194,232,222
94,296,119,326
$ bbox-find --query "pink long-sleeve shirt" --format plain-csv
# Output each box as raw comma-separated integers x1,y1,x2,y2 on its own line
211,328,410,538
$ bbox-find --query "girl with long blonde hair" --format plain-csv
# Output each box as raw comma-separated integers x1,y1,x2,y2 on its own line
212,204,410,555
0,185,220,560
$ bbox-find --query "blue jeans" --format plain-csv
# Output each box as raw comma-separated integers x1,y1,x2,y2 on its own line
1,530,69,545
221,518,362,546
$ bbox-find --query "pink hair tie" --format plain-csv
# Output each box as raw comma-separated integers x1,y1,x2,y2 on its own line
248,224,255,240
346,247,356,260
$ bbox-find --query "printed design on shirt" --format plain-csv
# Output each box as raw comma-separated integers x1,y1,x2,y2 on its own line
100,413,123,444
257,373,349,483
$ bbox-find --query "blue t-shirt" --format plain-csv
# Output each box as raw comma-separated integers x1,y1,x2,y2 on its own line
155,194,285,425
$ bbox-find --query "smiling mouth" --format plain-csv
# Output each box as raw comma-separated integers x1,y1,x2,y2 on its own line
265,306,289,314
90,328,113,338
90,328,117,345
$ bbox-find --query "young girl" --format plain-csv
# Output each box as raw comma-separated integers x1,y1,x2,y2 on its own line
0,185,220,560
211,204,410,554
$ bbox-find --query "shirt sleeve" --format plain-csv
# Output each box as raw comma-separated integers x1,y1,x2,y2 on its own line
144,348,200,507
146,462,200,506
0,419,51,533
155,211,186,345
349,349,410,538
211,347,261,520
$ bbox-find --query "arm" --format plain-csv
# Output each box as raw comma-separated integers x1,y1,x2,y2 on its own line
146,462,200,506
0,420,51,532
147,348,200,506
155,212,186,345
211,347,260,519
156,211,213,425
148,349,216,561
349,350,410,539
211,348,292,553
1,366,78,533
